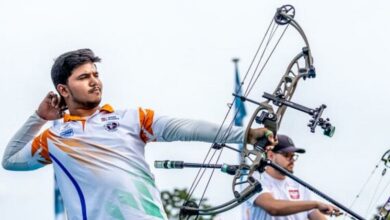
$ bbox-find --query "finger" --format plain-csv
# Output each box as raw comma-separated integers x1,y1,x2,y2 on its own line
334,209,342,216
50,96,56,107
48,91,56,98
58,109,64,118
328,211,338,217
43,92,53,104
51,95,60,108
267,134,277,146
264,129,272,136
327,208,342,217
335,212,343,216
263,129,275,145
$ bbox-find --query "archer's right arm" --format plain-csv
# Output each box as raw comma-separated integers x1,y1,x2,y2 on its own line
2,92,63,171
2,113,49,170
254,192,340,217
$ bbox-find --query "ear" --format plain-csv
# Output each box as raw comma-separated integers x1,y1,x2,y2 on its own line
56,84,69,98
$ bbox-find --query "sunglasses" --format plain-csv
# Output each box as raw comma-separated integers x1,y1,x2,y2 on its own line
275,152,299,161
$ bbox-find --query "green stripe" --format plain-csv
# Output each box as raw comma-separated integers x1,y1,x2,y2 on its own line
125,161,156,187
105,202,125,220
140,197,165,219
116,189,139,210
135,180,153,200
135,180,164,219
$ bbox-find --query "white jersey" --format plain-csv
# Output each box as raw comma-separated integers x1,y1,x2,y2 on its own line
2,104,244,220
247,172,313,220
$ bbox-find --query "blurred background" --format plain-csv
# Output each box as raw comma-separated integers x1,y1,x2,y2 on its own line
0,0,389,219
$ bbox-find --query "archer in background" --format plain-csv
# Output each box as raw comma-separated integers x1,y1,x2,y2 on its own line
247,134,341,220
2,48,276,220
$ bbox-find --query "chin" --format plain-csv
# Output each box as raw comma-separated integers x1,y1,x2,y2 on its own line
83,100,101,109
285,167,294,173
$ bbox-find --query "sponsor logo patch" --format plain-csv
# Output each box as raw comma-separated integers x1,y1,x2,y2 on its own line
108,116,120,120
60,128,74,137
104,121,120,131
101,115,120,122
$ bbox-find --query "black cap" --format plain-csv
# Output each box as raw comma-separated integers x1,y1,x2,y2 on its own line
272,134,306,154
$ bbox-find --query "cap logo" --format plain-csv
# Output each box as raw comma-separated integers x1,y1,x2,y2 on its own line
287,137,294,146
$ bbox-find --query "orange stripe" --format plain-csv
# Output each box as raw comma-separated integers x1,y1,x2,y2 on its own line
63,104,114,122
51,138,97,167
31,129,53,164
63,114,85,122
52,136,121,170
138,107,155,143
100,104,114,113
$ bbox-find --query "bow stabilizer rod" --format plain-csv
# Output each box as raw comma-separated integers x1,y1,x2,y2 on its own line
154,160,245,175
155,160,262,217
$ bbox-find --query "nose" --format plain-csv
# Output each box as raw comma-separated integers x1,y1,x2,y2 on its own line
89,75,100,86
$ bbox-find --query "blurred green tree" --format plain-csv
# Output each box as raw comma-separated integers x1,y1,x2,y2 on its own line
160,188,216,220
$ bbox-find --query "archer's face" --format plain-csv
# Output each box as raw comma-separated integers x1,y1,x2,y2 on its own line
62,62,103,109
272,152,296,173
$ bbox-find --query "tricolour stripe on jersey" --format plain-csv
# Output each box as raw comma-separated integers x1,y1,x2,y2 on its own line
50,153,87,220
138,107,155,143
134,180,165,219
31,129,52,164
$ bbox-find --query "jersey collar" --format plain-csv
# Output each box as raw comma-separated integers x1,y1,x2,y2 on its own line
63,104,115,122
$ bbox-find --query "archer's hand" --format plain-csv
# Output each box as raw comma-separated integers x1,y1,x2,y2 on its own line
248,128,277,150
317,202,342,217
36,91,64,120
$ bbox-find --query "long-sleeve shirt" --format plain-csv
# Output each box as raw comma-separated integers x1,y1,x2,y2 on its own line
2,104,244,220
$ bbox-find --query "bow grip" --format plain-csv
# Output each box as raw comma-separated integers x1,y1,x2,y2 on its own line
254,137,269,151
254,111,278,151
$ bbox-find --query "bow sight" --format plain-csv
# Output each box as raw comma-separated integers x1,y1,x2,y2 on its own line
232,91,336,139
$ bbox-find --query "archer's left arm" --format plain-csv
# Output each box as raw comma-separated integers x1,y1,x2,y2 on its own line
153,117,244,143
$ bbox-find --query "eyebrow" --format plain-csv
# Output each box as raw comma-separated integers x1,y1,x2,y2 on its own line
78,71,98,76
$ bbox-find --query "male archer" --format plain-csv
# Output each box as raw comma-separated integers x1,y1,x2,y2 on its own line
247,134,341,220
2,48,276,220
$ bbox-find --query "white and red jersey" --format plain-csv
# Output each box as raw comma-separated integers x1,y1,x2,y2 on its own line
2,104,244,220
246,172,314,220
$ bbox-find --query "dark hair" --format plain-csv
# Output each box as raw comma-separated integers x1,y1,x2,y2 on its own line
51,48,101,110
51,48,101,88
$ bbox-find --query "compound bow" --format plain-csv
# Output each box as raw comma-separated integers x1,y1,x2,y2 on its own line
154,4,361,220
